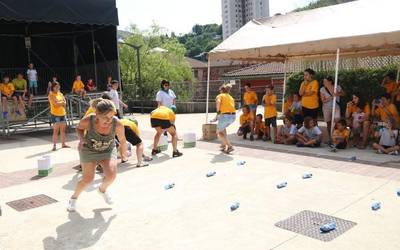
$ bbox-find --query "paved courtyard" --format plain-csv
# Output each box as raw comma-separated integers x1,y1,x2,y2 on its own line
1,113,400,250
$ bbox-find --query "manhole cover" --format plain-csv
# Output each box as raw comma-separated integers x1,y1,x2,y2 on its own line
275,210,357,242
6,194,58,212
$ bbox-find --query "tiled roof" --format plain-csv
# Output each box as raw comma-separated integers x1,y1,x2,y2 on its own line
185,57,248,69
222,63,285,78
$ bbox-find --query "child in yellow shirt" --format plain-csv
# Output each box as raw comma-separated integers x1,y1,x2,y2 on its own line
1,76,21,119
329,119,350,152
255,114,266,140
237,105,254,141
72,75,86,98
262,85,277,141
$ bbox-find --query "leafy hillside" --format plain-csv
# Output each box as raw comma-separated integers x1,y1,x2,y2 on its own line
294,0,356,12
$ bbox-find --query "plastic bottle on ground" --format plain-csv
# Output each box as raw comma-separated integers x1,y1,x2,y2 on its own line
320,222,336,233
206,171,216,177
302,173,313,179
230,202,240,211
276,181,287,189
164,183,175,190
236,160,246,166
371,201,381,211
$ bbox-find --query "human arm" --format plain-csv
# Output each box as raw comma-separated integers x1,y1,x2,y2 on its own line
303,81,318,97
115,120,128,161
216,96,221,113
345,101,353,119
76,117,90,150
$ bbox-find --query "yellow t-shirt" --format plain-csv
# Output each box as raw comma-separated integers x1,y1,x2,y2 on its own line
84,106,96,117
375,104,400,125
256,120,266,131
333,128,350,141
48,91,66,116
300,80,319,109
240,112,253,125
283,99,293,114
347,103,371,116
120,118,140,135
72,80,85,91
216,93,236,113
12,78,27,91
262,94,277,119
243,91,258,105
150,106,176,122
384,81,397,94
0,83,15,97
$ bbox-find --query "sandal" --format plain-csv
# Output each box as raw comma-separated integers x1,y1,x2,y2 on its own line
62,144,71,149
52,145,57,151
225,146,234,154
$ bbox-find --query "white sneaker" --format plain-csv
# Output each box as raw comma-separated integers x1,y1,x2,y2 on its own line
67,198,77,212
389,150,399,155
98,188,113,205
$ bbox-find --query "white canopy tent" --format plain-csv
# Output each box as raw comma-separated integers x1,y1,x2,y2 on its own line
206,0,400,133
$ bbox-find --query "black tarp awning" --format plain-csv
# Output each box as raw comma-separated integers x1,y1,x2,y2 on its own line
0,0,118,25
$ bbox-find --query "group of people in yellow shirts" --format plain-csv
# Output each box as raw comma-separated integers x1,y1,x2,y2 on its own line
0,74,33,119
239,68,400,154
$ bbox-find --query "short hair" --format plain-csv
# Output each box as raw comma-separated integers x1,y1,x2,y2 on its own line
284,115,294,123
303,116,314,128
256,114,263,119
242,105,250,111
96,99,116,115
17,72,23,76
324,76,334,83
304,68,316,76
101,92,112,100
266,84,274,90
337,119,346,127
111,80,119,85
245,83,251,88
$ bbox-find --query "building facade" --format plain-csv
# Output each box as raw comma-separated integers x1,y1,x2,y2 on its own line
221,0,269,40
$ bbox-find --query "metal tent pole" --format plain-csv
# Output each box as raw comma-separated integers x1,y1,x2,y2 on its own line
205,56,211,123
91,30,98,86
281,58,287,113
331,48,340,136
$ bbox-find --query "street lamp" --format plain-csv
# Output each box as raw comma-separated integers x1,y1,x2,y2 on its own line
118,38,144,114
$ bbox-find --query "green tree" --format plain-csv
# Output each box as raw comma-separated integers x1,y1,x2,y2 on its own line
119,25,195,102
178,24,222,60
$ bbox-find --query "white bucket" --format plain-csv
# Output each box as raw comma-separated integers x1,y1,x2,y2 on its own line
157,135,169,151
38,155,52,176
183,132,196,148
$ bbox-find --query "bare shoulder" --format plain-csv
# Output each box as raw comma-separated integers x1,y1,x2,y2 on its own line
77,116,91,129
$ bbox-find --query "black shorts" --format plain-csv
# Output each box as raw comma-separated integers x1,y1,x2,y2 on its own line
124,126,142,146
1,94,16,99
302,107,318,120
151,118,172,129
336,141,347,149
265,117,277,127
13,91,24,97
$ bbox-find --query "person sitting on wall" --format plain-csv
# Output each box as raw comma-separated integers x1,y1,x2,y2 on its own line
1,76,22,119
72,75,86,98
12,73,32,110
86,78,97,92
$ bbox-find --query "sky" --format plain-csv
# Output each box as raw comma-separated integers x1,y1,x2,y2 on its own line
116,0,313,34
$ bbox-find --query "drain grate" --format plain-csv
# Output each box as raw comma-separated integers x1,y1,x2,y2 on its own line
275,210,357,242
6,194,58,212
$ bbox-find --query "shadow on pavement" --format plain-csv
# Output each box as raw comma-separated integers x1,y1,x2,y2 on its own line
42,209,116,250
209,152,234,163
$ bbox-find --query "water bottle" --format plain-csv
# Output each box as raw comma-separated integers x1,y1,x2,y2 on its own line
302,173,313,179
371,201,381,211
230,202,240,211
164,183,175,190
206,171,216,177
236,160,246,166
276,181,287,189
320,222,336,233
350,156,357,161
397,189,400,197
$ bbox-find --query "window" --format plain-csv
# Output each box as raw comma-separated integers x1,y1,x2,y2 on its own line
194,70,198,78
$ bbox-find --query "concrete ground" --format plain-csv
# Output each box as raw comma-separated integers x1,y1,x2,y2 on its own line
1,113,400,250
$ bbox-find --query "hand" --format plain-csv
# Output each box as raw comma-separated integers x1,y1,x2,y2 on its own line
78,140,85,151
346,101,353,108
123,103,128,109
